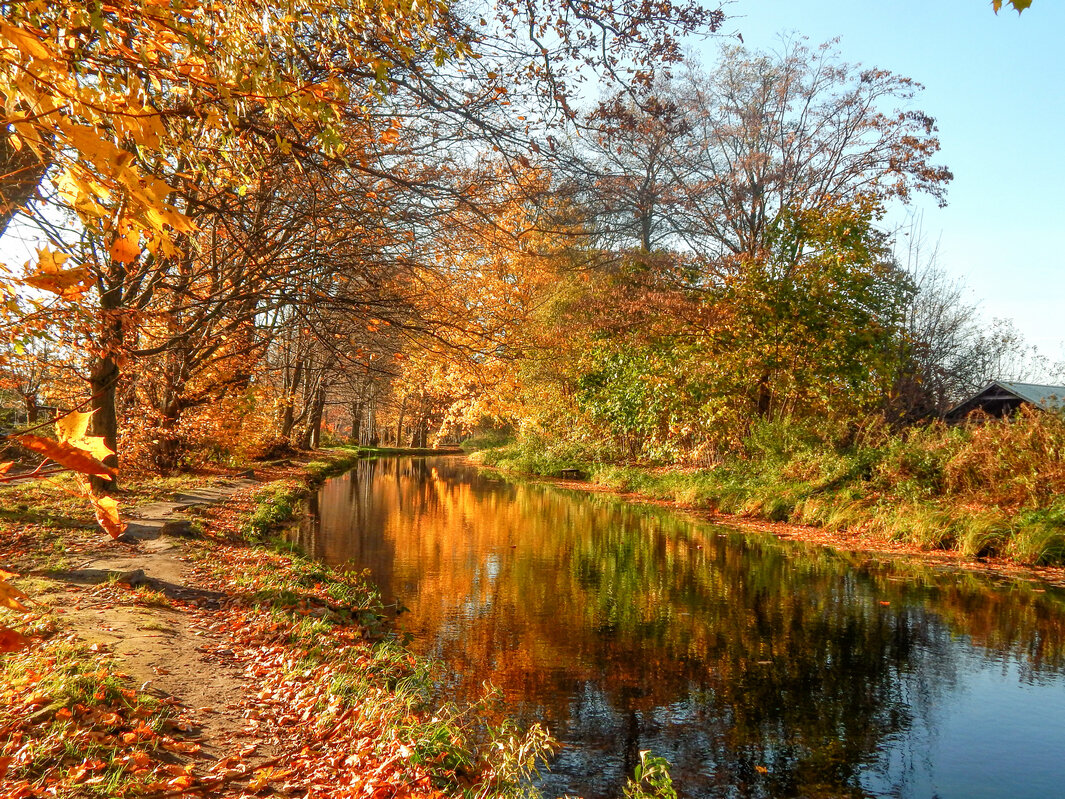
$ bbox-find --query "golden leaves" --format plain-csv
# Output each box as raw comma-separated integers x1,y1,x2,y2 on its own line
11,411,124,537
0,18,53,63
0,571,29,653
14,435,114,478
109,231,141,265
54,410,91,444
22,248,92,300
0,575,29,612
87,494,126,539
51,410,127,538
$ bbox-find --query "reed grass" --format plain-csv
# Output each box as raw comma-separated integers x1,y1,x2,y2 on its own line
475,409,1065,565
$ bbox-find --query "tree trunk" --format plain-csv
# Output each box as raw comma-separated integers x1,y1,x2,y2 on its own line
350,400,363,443
280,357,304,440
364,397,378,446
395,394,407,448
0,132,50,239
301,385,326,450
151,398,185,474
89,351,120,493
89,282,124,494
23,394,38,424
755,370,773,419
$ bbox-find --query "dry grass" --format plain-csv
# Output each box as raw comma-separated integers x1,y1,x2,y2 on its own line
481,410,1065,566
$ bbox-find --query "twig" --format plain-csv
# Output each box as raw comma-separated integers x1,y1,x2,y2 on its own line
0,460,69,483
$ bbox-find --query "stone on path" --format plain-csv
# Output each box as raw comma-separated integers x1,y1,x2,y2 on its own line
119,478,259,543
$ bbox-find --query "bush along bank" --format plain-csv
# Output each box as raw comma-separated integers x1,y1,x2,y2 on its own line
0,447,553,798
473,410,1065,568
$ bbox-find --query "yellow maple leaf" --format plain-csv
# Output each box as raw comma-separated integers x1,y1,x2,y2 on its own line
0,578,29,612
22,247,92,300
55,411,92,443
55,411,115,464
89,495,126,539
109,233,140,264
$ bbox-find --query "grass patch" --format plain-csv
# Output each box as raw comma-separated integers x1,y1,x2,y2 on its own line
470,412,1065,566
0,634,180,797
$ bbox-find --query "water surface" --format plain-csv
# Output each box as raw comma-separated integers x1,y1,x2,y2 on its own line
295,456,1065,798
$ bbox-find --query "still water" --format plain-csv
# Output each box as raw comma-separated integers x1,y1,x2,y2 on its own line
294,456,1065,798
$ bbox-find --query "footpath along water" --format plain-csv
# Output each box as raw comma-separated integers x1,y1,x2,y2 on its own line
294,456,1065,799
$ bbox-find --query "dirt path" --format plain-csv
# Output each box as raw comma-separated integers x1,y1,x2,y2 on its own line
2,474,314,796
28,479,289,780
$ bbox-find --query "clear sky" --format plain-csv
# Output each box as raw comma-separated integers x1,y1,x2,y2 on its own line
693,0,1065,359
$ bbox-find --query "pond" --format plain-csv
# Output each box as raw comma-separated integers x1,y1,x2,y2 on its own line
293,455,1065,798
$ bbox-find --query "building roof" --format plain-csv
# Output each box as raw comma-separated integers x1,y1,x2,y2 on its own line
946,380,1065,419
999,381,1065,408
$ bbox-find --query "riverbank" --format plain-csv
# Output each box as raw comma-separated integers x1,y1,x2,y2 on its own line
0,447,549,797
469,426,1065,590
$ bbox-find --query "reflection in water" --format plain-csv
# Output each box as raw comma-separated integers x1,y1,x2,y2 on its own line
294,457,1065,798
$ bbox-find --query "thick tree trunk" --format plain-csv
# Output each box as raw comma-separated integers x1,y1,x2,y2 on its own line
414,417,428,448
364,398,378,446
0,132,50,239
350,400,363,443
280,357,304,440
22,394,38,424
152,398,185,473
301,385,325,450
88,279,125,494
89,351,120,493
755,370,773,419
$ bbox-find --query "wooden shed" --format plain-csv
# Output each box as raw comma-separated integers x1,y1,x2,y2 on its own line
945,380,1065,420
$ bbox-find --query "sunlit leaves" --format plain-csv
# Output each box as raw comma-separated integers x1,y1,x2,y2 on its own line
54,410,113,465
0,571,29,654
13,435,114,478
992,0,1033,13
0,573,29,613
21,248,91,300
0,626,27,652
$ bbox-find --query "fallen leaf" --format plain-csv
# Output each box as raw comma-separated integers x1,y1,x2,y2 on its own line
0,627,27,653
163,740,202,754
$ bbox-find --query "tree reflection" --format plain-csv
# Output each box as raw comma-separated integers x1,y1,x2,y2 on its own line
297,457,1065,798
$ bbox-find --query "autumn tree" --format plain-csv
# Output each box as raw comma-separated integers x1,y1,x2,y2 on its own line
510,41,955,461
2,0,726,482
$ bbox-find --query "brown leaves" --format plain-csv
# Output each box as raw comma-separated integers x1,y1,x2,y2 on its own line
86,494,125,539
0,578,29,612
12,410,125,537
992,0,1033,12
0,628,28,653
0,571,29,653
14,435,113,478
21,248,92,300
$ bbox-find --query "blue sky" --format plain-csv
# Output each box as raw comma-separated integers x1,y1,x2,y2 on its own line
692,0,1065,359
